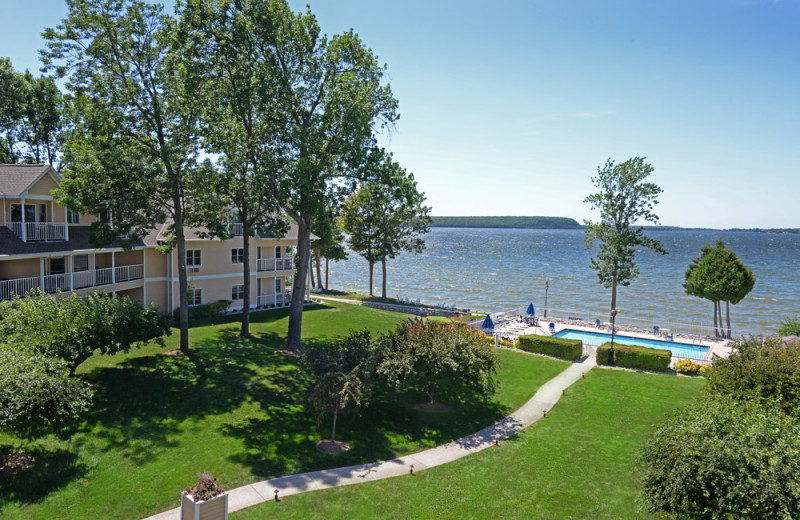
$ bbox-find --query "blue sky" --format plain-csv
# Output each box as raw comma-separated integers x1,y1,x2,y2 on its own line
2,0,798,228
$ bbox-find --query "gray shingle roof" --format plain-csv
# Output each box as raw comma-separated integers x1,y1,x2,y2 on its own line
0,164,57,197
0,226,145,257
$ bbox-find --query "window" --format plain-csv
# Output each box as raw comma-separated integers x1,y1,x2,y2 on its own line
275,246,282,259
231,248,244,264
50,257,66,275
98,208,110,223
67,209,80,224
39,204,47,223
188,288,202,306
73,254,89,272
186,249,201,267
231,284,244,300
275,278,282,293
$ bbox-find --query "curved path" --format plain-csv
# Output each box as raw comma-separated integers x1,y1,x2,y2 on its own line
144,355,596,520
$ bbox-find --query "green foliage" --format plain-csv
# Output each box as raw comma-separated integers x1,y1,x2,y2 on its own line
377,320,497,403
517,335,583,360
185,472,226,502
0,343,91,437
640,396,800,520
173,300,231,322
0,291,172,373
430,216,582,229
706,335,800,416
778,316,800,336
673,358,705,375
595,342,671,372
583,157,667,310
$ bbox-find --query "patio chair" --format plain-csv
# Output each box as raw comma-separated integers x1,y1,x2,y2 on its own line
653,326,660,335
549,322,555,335
595,319,601,329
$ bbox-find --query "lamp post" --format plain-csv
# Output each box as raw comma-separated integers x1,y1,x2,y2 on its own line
609,308,618,366
544,280,549,318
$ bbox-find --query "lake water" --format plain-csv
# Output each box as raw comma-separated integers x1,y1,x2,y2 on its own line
325,228,800,336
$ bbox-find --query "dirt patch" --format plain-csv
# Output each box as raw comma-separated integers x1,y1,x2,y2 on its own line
233,333,258,340
161,349,197,356
414,401,451,412
274,349,299,357
0,452,35,477
316,439,350,454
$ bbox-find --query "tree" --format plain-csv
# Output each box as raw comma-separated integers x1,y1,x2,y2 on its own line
0,291,172,374
303,330,375,444
311,202,348,291
684,239,755,338
584,157,667,313
43,0,205,354
0,57,29,163
0,343,92,441
706,335,800,416
377,320,497,404
340,181,383,296
178,0,288,337
640,396,800,520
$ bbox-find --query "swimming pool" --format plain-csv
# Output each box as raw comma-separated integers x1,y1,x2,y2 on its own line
553,329,709,360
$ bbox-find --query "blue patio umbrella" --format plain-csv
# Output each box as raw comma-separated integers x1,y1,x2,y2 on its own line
526,302,535,316
482,314,495,330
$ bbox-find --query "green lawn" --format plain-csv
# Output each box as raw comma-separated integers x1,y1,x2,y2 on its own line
234,370,706,520
0,302,566,520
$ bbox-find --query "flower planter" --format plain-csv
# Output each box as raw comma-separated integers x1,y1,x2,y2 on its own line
181,491,228,520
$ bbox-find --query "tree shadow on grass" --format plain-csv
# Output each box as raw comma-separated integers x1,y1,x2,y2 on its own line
0,443,86,512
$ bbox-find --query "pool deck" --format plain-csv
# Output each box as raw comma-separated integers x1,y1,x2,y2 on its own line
491,318,733,362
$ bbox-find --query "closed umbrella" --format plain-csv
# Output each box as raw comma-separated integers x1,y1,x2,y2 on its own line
482,314,495,330
525,302,535,316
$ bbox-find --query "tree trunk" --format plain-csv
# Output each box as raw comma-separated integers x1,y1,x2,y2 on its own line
381,258,387,299
726,300,731,339
309,257,316,289
713,301,719,338
330,398,339,442
174,197,190,354
315,248,323,292
610,268,618,312
368,261,374,296
325,257,329,290
286,214,312,353
241,218,252,337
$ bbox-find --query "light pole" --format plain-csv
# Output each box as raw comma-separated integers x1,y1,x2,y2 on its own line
544,280,549,318
609,308,618,366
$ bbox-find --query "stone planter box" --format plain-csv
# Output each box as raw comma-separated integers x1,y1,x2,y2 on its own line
181,491,228,520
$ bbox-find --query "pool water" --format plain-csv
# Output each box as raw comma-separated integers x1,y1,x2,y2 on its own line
553,329,709,360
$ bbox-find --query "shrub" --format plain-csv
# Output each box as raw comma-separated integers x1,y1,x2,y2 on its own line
517,335,583,360
778,317,800,336
674,358,705,375
185,472,225,502
174,300,231,322
596,342,671,372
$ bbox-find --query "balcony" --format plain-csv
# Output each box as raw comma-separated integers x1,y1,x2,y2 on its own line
256,291,292,307
7,222,67,242
256,258,293,272
0,264,144,300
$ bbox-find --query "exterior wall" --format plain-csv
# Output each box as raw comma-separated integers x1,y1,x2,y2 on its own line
27,174,59,196
145,280,168,311
0,258,40,279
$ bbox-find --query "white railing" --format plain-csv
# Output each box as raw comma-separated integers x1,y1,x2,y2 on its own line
226,223,243,236
256,291,292,307
257,294,273,307
0,264,144,300
6,222,67,242
277,258,293,270
257,258,275,272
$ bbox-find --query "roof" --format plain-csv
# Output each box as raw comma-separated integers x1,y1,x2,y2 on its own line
0,164,59,197
0,226,145,257
141,220,309,246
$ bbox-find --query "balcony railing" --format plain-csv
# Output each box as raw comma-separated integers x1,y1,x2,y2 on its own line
256,291,292,307
0,264,144,300
226,223,243,236
257,258,293,272
7,222,67,242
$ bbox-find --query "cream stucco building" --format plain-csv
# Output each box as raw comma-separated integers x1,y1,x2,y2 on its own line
0,164,300,311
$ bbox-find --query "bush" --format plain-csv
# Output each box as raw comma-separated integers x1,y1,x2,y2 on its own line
174,300,231,322
517,335,583,360
596,342,671,372
674,358,705,375
778,317,800,336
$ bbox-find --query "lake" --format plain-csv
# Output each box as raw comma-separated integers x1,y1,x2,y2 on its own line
325,228,800,337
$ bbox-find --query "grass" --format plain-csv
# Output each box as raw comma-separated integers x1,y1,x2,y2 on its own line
0,302,566,520
233,369,706,520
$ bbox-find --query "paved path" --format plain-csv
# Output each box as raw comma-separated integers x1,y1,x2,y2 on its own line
143,355,596,520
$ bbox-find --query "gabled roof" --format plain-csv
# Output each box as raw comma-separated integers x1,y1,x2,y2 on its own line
0,164,60,197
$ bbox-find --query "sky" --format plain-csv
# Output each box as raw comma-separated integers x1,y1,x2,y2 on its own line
2,0,798,228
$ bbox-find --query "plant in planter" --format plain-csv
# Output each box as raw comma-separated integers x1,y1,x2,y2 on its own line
181,473,228,520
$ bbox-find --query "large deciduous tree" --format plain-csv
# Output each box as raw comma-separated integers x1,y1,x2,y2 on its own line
684,239,755,339
43,0,204,353
584,157,667,312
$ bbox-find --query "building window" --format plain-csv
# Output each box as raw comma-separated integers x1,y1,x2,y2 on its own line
189,288,202,306
186,249,201,267
231,284,244,301
275,278,281,293
73,254,89,272
67,209,80,224
231,248,244,264
39,204,47,223
50,257,66,275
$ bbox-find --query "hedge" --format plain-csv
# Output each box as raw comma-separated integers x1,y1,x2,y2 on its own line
595,342,671,372
517,335,583,360
173,300,231,322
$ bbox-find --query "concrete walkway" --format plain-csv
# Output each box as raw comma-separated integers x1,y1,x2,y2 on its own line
143,355,596,520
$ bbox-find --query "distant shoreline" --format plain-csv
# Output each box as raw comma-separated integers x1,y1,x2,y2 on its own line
430,216,799,234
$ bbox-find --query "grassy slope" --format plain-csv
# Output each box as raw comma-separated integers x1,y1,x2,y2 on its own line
0,302,566,520
235,370,706,520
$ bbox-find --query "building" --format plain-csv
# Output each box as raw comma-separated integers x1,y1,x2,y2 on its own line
0,164,300,311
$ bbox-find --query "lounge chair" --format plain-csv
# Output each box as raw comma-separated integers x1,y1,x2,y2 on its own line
549,322,555,335
595,319,601,329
